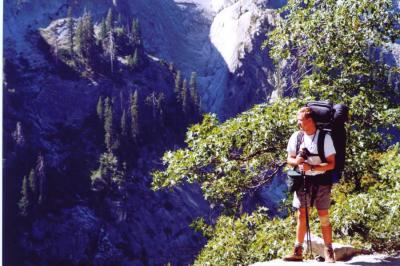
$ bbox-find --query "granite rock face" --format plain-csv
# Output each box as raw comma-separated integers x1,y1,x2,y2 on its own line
207,0,281,118
4,1,213,265
4,0,288,118
304,234,369,261
20,182,210,265
9,0,400,265
2,1,290,264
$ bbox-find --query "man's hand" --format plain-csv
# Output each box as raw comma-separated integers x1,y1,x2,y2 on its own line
299,162,312,172
295,155,305,165
287,153,307,168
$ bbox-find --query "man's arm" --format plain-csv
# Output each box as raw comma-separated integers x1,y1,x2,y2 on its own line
300,154,335,172
287,153,305,167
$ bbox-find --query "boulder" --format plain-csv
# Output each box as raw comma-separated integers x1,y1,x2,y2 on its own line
304,234,370,261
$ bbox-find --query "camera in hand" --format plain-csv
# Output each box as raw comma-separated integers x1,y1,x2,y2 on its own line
298,147,311,159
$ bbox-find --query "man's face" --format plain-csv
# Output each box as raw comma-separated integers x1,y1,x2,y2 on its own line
297,113,313,130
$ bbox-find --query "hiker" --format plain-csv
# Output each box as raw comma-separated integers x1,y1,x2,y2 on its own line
283,106,336,263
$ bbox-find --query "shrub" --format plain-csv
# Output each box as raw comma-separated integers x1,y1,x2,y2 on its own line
192,208,295,265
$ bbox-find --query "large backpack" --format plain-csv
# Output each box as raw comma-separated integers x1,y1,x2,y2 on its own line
296,101,349,183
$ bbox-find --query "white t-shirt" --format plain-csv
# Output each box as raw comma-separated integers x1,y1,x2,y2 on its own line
287,130,336,176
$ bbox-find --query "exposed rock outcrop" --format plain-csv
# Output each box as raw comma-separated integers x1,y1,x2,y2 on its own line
252,254,400,266
4,2,212,265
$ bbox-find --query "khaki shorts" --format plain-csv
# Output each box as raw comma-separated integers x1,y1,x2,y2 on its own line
293,182,332,210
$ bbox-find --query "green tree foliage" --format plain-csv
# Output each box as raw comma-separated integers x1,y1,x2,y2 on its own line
19,167,41,217
12,121,25,147
99,9,119,73
104,97,113,150
331,144,400,252
67,6,74,55
108,30,116,74
120,109,127,136
152,0,400,261
28,169,37,201
75,11,96,62
267,0,400,190
181,79,188,114
75,17,83,54
36,154,46,205
126,48,139,70
99,18,107,41
105,8,113,33
145,92,165,130
189,71,201,117
174,70,182,102
97,96,103,121
129,18,141,47
91,151,126,195
152,98,301,213
130,90,139,142
18,175,31,217
193,208,295,265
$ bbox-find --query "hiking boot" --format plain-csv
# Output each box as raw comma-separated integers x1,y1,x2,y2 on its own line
324,245,335,263
283,245,303,261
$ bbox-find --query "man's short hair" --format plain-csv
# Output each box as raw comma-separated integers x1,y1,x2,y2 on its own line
298,107,313,120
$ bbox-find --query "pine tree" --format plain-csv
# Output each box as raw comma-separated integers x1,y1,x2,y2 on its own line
83,11,95,61
100,152,121,186
99,18,107,40
104,97,113,150
157,93,165,118
106,8,113,33
91,151,126,195
127,18,142,68
97,96,103,121
75,17,84,56
67,7,74,55
36,154,46,205
130,18,141,46
127,54,134,70
121,109,127,136
130,90,139,141
108,30,116,73
146,92,158,120
12,121,25,147
18,175,31,217
132,48,139,69
75,11,95,62
28,169,37,201
189,71,201,116
146,92,166,131
181,78,188,114
174,70,182,102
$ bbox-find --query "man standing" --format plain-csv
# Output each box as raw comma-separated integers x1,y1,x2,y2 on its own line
283,107,336,263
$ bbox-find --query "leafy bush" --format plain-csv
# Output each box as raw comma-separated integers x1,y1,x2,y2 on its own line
152,98,302,214
192,208,295,266
331,144,400,252
268,0,400,190
151,0,400,263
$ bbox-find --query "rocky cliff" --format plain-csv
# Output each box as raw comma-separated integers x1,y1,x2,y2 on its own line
4,0,400,265
2,0,289,265
5,0,287,118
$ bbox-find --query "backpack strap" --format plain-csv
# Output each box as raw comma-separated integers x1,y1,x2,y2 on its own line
317,130,327,163
296,131,304,155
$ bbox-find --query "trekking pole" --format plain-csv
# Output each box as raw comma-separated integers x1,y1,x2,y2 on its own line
302,171,312,257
